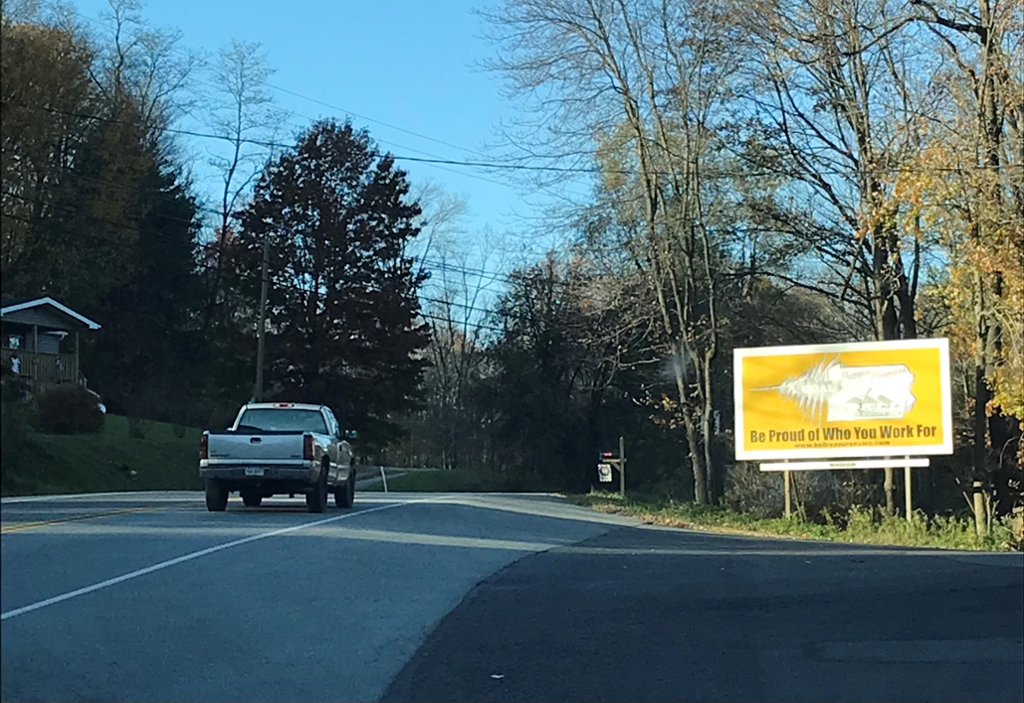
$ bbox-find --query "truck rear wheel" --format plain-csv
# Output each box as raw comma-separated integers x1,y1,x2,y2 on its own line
306,464,328,513
334,471,355,508
205,479,228,512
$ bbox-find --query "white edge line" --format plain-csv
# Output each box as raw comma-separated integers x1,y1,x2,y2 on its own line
0,491,170,504
1,499,430,622
1,490,563,504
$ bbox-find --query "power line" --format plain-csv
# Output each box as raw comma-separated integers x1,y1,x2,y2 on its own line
1,168,577,296
2,98,594,292
3,205,506,334
5,164,860,301
9,99,1016,179
1,143,510,239
14,5,1023,188
1,194,516,328
189,79,515,190
58,5,491,162
263,82,488,160
2,191,623,334
1,171,543,293
55,6,561,194
420,259,514,286
4,184,702,338
254,87,594,196
422,258,549,288
2,98,552,192
422,256,618,292
3,180,637,298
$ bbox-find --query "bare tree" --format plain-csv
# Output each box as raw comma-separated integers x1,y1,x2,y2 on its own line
86,0,201,134
201,38,286,327
482,0,736,503
0,0,41,22
419,210,503,471
726,0,951,513
730,0,937,347
408,178,468,278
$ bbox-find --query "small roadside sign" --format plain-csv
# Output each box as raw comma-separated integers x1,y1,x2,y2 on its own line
597,463,613,483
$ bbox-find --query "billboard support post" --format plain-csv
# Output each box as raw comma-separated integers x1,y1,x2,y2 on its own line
904,456,913,522
973,481,986,537
783,465,792,518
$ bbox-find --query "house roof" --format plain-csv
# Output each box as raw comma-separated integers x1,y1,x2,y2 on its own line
0,297,101,330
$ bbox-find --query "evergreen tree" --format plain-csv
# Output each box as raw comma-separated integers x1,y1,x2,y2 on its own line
233,119,430,445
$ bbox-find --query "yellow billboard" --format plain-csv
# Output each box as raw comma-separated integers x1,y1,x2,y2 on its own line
734,339,953,460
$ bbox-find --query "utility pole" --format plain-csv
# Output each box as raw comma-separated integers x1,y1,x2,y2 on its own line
253,237,270,402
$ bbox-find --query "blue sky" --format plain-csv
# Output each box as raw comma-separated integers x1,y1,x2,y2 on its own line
65,0,592,302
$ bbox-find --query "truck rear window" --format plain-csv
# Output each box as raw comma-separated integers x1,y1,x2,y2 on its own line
236,409,328,434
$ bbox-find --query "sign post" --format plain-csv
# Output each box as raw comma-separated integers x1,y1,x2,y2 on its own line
734,339,953,518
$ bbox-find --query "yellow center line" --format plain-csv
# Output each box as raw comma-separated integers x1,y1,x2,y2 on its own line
0,504,187,534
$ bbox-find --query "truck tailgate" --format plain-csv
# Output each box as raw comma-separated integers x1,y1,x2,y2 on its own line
207,432,306,463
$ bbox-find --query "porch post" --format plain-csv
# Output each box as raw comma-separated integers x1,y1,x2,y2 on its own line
75,331,81,385
32,324,38,381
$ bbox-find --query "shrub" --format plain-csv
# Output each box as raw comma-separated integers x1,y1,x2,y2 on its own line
724,461,782,517
33,385,104,434
127,416,150,439
1,397,31,468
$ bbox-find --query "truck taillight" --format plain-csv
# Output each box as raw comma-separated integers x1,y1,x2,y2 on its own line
199,433,209,460
303,434,314,461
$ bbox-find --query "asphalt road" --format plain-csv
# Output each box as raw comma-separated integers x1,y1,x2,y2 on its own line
2,492,1021,703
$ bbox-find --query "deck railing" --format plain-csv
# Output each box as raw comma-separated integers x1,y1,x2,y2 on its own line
1,348,79,384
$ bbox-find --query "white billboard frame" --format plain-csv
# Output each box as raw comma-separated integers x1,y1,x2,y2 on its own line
733,338,954,461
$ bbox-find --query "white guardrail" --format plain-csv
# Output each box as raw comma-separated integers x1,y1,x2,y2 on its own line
360,466,444,493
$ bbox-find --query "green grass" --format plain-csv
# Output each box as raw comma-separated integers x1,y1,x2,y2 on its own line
1,414,203,496
374,468,510,492
570,491,1021,552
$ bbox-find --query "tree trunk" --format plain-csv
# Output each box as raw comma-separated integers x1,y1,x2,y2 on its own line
884,467,895,517
973,365,991,533
684,413,707,505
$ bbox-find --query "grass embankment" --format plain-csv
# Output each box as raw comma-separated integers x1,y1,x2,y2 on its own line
571,491,1021,552
373,468,509,492
1,414,203,496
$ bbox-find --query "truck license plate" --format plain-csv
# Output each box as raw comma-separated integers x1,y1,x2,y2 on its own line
245,467,265,477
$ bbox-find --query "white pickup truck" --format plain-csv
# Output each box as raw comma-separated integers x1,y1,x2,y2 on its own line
199,402,357,513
